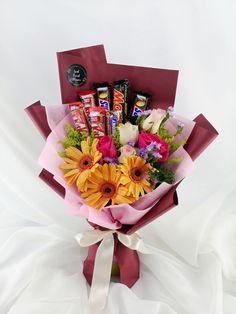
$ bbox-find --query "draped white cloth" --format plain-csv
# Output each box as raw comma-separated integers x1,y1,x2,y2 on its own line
0,0,236,313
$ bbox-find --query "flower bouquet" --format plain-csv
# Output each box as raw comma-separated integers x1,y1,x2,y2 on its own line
25,45,218,313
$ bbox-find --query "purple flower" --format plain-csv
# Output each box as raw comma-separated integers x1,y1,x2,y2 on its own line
137,148,148,159
103,157,118,166
153,151,162,159
147,141,161,151
177,121,184,128
167,106,174,117
151,178,158,187
127,140,135,147
143,110,152,116
136,110,152,117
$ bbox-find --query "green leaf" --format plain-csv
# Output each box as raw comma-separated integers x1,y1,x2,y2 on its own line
166,156,183,164
149,167,175,184
113,127,121,150
169,139,187,153
157,126,175,143
139,115,148,129
59,123,85,149
58,151,66,158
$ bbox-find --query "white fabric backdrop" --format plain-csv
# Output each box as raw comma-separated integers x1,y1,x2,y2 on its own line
0,0,236,313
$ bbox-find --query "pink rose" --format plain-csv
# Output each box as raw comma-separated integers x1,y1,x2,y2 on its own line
138,131,169,162
97,136,117,163
118,145,136,163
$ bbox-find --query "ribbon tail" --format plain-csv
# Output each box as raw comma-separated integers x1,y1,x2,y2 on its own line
87,233,114,314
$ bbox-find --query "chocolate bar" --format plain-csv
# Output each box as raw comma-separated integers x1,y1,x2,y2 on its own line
94,83,111,111
78,90,96,118
131,92,151,117
68,101,89,134
113,79,129,121
106,111,119,136
89,107,106,137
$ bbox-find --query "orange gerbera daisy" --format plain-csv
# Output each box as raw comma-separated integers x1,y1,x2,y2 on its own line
120,156,152,199
59,138,102,191
80,163,135,210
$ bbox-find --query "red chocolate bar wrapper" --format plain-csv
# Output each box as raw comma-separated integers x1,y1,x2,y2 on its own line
78,90,96,119
68,101,89,134
105,111,112,136
89,107,106,137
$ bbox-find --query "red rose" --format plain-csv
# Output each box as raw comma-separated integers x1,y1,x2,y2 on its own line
138,131,169,162
97,136,118,162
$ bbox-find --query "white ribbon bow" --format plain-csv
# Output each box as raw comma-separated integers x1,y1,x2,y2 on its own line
75,229,153,314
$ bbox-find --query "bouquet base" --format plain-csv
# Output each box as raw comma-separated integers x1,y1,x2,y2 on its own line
83,234,140,288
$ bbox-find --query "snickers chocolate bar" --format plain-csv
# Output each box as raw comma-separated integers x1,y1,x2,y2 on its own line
94,82,111,111
131,92,151,117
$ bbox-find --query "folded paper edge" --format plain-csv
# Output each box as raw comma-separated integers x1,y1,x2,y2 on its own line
184,113,218,161
126,186,179,234
57,44,107,63
39,169,65,198
25,101,51,139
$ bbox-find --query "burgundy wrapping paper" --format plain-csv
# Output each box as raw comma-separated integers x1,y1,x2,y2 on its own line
25,101,51,140
25,44,218,288
39,169,65,198
184,114,218,160
57,45,178,109
57,45,107,104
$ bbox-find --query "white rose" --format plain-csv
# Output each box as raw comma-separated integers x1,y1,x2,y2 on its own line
118,122,139,146
142,109,165,134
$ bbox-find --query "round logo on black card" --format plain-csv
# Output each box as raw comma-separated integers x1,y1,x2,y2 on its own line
66,64,87,87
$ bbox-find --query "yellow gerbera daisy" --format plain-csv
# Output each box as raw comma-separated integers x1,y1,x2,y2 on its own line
120,156,152,199
59,137,102,191
80,163,135,210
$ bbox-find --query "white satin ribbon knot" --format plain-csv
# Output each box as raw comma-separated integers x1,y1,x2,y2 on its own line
75,229,153,314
